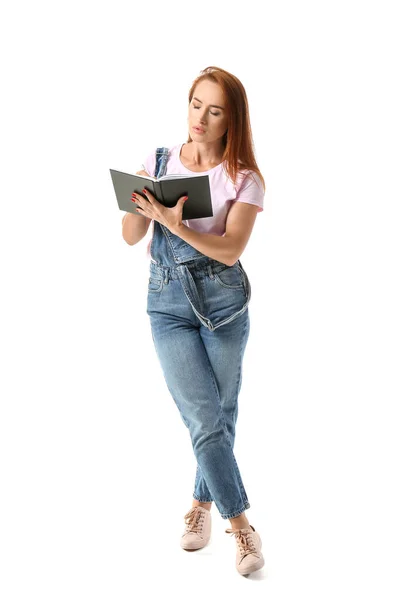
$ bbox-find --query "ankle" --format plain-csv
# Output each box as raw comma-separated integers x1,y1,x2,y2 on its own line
229,513,250,529
192,499,212,511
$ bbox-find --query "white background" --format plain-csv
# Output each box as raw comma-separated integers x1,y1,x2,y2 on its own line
1,0,399,598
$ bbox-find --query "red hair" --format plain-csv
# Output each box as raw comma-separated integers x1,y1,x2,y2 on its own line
186,66,266,193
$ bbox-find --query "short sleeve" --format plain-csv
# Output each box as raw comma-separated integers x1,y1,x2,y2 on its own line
234,170,264,213
139,148,156,177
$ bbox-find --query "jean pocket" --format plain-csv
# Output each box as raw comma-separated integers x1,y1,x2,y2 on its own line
148,276,163,293
213,264,245,290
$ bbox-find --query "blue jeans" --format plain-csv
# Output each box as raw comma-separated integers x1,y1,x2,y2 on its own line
145,148,252,519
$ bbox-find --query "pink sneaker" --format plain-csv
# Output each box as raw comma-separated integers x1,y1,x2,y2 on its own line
225,525,265,575
180,506,212,551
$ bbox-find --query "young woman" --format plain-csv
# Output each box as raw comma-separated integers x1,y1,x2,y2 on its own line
122,66,266,576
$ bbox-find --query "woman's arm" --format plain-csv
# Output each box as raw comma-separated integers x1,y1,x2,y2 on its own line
172,202,259,266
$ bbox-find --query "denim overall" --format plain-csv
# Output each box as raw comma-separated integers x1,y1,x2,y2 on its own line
146,146,252,519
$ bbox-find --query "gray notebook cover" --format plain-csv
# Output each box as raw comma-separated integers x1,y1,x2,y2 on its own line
110,169,214,220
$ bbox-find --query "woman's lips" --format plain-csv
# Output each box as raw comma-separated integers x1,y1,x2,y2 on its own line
193,126,205,133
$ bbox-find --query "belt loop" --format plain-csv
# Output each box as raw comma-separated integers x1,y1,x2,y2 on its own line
207,264,214,279
163,266,169,285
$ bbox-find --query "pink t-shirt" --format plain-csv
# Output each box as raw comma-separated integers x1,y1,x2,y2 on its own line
139,142,264,257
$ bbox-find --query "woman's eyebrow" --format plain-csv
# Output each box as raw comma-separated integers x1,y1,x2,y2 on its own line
193,96,225,110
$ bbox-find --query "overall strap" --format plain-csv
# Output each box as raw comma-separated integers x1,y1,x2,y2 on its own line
155,147,169,179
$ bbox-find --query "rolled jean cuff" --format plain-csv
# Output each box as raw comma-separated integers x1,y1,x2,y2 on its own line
219,501,251,520
193,493,213,503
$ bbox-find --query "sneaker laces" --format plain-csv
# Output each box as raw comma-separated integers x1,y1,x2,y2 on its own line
225,527,257,558
183,507,205,534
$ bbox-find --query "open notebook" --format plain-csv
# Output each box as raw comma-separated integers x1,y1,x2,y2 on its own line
110,169,213,220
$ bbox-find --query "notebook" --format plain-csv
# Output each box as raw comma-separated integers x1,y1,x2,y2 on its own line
110,169,214,220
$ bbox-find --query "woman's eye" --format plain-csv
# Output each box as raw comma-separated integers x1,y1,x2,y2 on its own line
193,106,220,116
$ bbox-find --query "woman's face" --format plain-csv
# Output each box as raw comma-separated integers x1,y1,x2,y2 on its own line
188,80,228,143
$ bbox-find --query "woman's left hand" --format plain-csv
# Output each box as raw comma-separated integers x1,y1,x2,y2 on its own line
132,188,188,233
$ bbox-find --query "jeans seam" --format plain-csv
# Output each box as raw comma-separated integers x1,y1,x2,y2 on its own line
229,313,249,441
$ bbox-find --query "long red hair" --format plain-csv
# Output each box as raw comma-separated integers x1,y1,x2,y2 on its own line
186,65,266,193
